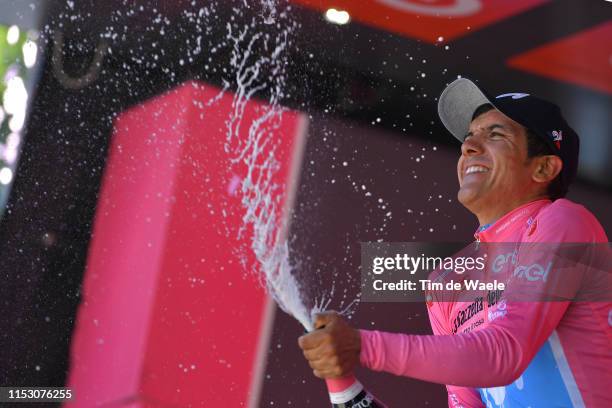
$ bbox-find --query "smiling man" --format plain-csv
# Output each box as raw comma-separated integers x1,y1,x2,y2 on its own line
298,78,611,407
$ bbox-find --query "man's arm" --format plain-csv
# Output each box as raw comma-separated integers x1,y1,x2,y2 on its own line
298,297,566,388
359,297,570,387
299,258,573,388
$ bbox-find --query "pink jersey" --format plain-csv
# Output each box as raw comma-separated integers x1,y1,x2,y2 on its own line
359,199,611,407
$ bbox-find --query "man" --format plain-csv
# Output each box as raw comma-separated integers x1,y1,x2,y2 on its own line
298,78,611,407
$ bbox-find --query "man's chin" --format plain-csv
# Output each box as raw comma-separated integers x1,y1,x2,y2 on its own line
457,187,480,211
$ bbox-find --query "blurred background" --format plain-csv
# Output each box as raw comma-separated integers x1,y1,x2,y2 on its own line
0,0,610,406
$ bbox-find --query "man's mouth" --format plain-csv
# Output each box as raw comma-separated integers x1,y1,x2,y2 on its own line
465,165,489,175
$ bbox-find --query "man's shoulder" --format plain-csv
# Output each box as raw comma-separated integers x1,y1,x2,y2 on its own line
530,198,607,242
537,198,598,224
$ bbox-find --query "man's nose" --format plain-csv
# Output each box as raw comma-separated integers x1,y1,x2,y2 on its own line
461,135,484,156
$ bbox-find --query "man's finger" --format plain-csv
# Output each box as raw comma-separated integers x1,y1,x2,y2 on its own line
311,365,338,379
298,331,325,350
313,366,343,379
307,357,324,371
302,347,322,362
313,311,339,330
304,344,337,363
312,369,324,379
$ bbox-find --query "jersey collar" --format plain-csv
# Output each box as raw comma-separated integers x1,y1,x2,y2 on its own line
474,199,551,242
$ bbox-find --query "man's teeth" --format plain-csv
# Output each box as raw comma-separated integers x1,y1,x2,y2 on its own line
466,165,489,175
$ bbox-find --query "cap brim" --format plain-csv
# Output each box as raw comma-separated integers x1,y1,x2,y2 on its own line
438,78,492,142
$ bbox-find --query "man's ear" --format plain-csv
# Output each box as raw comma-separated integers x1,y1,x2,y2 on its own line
532,155,563,183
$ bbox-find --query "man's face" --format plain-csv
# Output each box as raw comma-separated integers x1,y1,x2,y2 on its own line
457,109,539,217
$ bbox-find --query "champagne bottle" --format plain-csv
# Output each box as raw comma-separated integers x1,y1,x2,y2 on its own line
326,375,386,408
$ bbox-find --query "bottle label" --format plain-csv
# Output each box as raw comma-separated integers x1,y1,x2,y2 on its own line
331,390,377,408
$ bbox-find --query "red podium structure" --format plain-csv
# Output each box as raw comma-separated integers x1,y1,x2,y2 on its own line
67,81,307,407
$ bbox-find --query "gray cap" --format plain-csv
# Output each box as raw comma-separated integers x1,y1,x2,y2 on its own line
437,78,491,142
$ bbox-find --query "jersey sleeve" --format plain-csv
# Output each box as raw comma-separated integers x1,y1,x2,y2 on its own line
426,301,485,407
360,298,569,387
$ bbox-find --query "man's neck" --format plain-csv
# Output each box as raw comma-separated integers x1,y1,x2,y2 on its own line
475,195,549,227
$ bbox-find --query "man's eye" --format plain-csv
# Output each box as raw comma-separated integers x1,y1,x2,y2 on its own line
490,132,504,138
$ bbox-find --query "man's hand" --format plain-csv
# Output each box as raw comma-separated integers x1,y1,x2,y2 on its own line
297,311,361,379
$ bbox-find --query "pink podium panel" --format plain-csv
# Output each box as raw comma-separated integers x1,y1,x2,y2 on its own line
67,81,307,407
